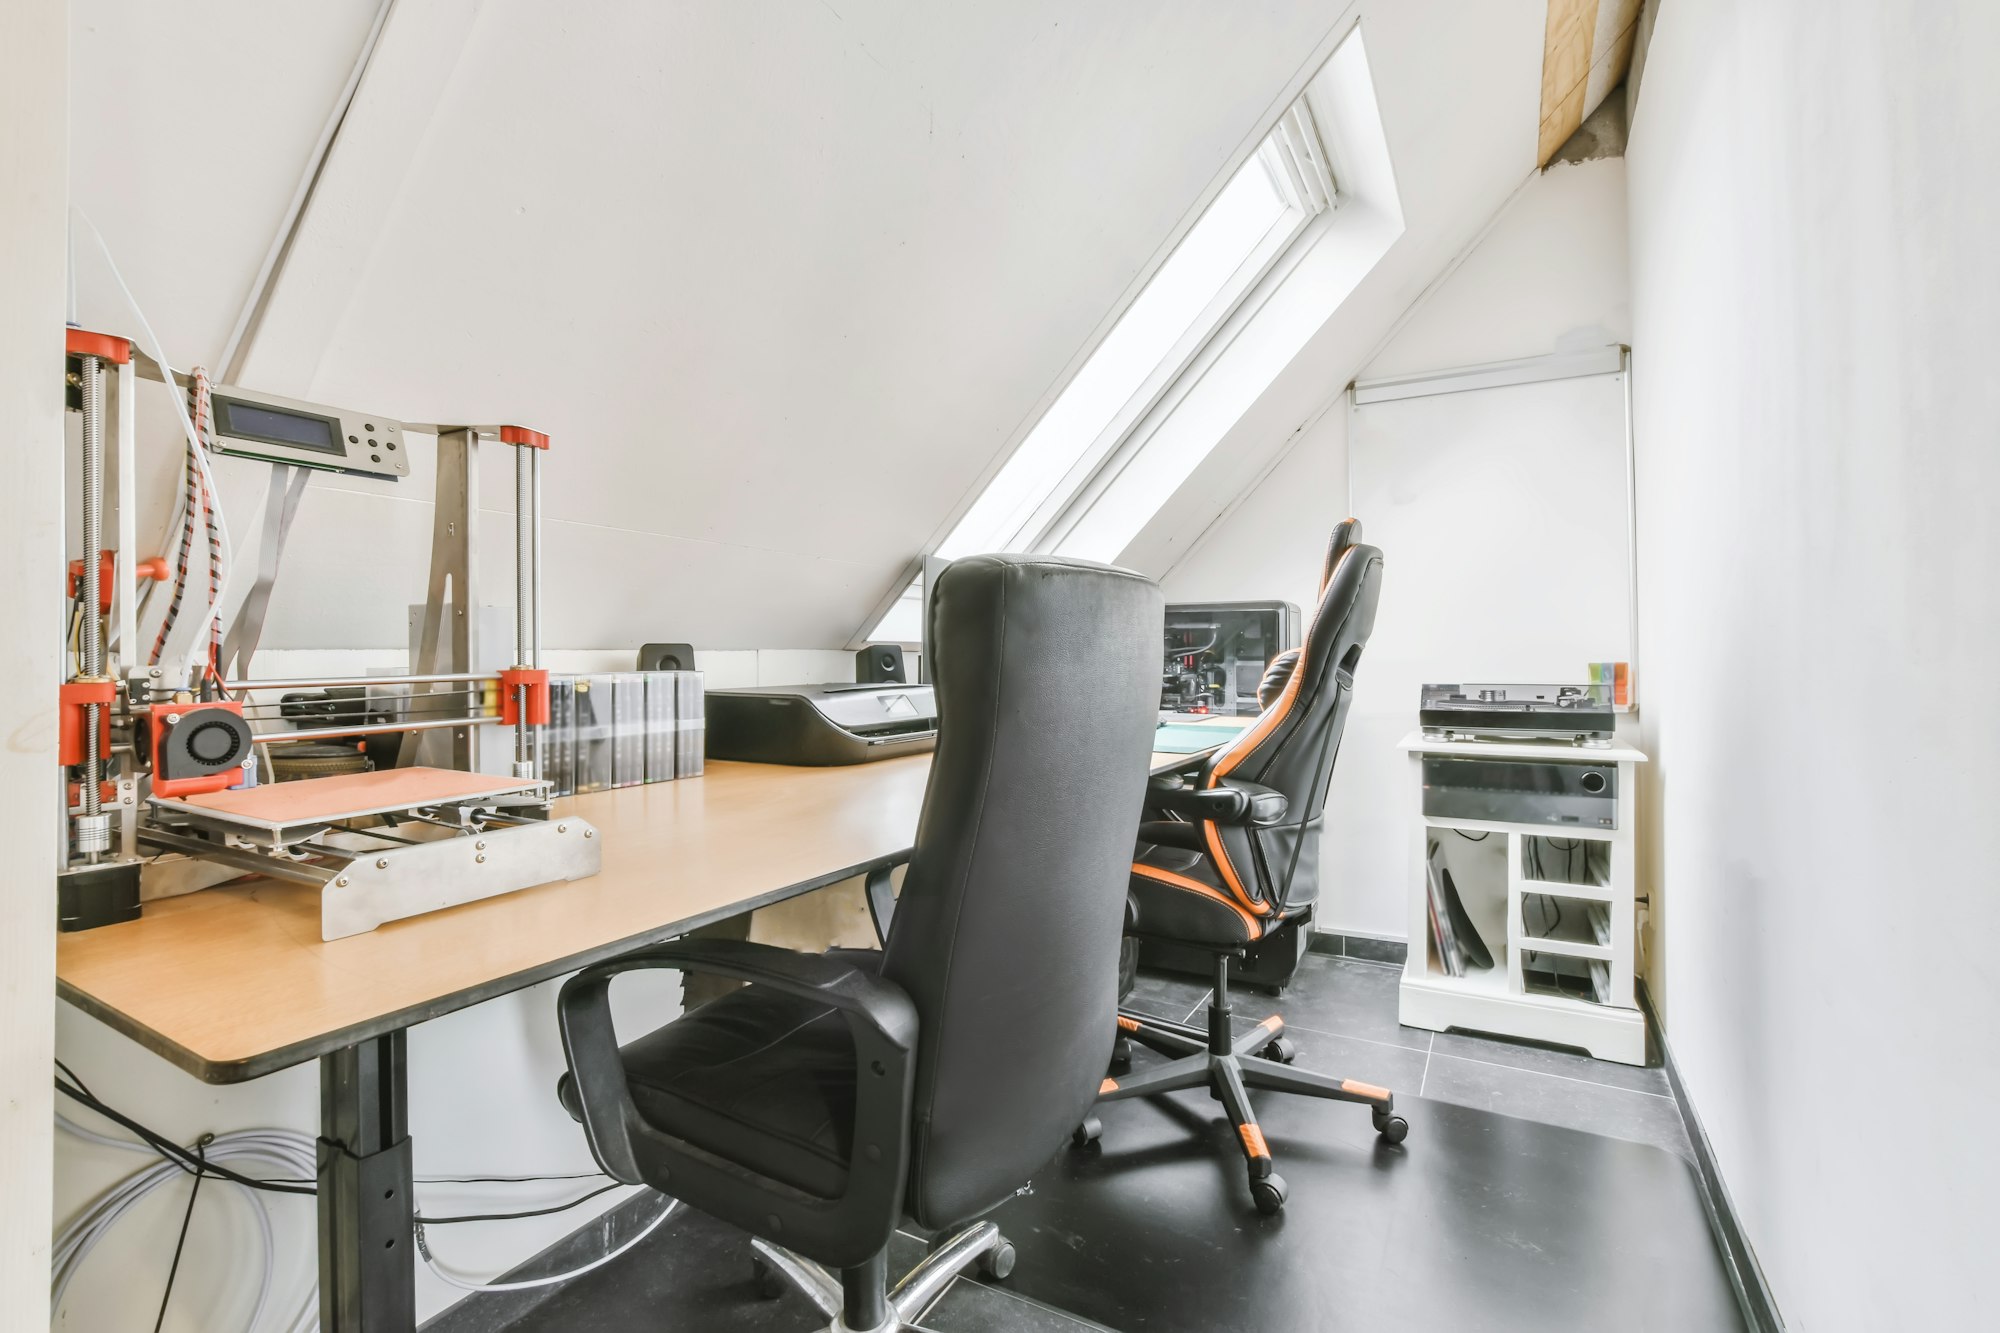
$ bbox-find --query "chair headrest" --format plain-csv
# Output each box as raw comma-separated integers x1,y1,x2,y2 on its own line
1256,649,1301,712
1321,518,1363,594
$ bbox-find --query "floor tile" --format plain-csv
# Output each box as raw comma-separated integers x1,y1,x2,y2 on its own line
464,1201,827,1332
1420,1051,1692,1160
1122,969,1210,1023
1274,1026,1431,1099
1112,1023,1428,1153
919,1280,1115,1332
1254,954,1431,1051
1431,1028,1670,1096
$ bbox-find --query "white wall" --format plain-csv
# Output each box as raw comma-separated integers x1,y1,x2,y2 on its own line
1626,2,1999,1327
0,6,68,1326
1361,160,1630,379
1166,155,1632,938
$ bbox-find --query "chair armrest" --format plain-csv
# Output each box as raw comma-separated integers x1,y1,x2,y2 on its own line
557,939,918,1188
1146,774,1288,827
863,854,912,947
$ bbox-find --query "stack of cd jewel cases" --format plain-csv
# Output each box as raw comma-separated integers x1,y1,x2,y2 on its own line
543,671,704,798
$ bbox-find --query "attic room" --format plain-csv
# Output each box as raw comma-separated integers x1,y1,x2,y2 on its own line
2,2,1991,1331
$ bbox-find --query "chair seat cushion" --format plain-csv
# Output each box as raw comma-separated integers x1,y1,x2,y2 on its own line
1129,843,1271,945
559,950,882,1198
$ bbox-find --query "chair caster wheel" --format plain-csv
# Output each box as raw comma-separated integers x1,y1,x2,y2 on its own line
1373,1109,1409,1144
1072,1116,1102,1148
751,1255,786,1300
1110,1035,1132,1070
1250,1174,1288,1215
978,1239,1017,1282
1260,1036,1297,1064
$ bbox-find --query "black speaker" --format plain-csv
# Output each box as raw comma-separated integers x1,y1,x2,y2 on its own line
637,642,696,672
855,643,906,684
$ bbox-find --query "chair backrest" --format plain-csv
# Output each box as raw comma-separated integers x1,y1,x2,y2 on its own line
882,553,1162,1229
1197,518,1383,918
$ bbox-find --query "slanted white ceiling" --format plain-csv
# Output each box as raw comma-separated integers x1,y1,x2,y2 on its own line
68,0,1560,655
68,1,386,367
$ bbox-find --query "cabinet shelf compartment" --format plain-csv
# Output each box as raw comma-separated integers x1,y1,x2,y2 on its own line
1423,829,1509,982
1519,877,1615,903
1518,833,1610,892
1521,951,1613,1005
1517,894,1610,958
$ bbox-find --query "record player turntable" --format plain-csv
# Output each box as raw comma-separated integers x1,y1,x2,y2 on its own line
1419,682,1614,747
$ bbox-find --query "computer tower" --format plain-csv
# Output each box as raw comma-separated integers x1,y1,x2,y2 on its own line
1161,600,1302,716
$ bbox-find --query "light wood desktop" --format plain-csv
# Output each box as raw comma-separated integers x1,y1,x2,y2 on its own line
59,739,1219,1083
58,758,929,1081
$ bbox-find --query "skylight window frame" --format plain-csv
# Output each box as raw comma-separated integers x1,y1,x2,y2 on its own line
953,106,1338,565
1036,79,1365,562
1002,167,1329,556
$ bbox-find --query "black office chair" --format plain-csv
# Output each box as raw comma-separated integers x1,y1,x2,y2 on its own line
1076,518,1404,1214
556,554,1163,1332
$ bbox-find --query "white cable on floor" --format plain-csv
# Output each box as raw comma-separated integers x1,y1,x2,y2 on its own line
54,1104,673,1328
53,1113,315,1333
414,1196,679,1293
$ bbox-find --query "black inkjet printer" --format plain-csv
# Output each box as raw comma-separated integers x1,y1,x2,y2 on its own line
705,683,937,765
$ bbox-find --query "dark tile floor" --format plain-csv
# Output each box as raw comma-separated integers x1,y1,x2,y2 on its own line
454,956,1714,1332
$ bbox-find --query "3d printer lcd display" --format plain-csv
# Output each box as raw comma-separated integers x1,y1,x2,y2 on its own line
215,399,345,455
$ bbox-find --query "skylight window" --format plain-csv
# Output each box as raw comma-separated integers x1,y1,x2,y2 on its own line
862,44,1375,649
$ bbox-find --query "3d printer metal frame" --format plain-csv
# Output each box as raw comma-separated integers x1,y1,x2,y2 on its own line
63,339,572,940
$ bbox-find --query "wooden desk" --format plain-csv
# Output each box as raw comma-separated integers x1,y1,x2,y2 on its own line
59,714,1225,1080
59,757,935,1332
58,758,933,1082
57,740,1220,1331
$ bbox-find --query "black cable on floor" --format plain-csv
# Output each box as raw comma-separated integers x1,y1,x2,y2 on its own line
418,1181,624,1226
153,1136,210,1333
424,1172,608,1185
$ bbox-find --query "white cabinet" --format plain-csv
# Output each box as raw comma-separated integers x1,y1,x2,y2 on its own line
1395,732,1649,1065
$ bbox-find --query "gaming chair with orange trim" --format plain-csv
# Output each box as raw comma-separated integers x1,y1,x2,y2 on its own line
1075,518,1406,1215
1130,517,1381,948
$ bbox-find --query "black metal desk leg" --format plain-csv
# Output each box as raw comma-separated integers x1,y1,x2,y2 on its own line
319,1031,416,1332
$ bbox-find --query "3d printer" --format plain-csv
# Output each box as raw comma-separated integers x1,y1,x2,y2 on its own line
56,326,599,939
